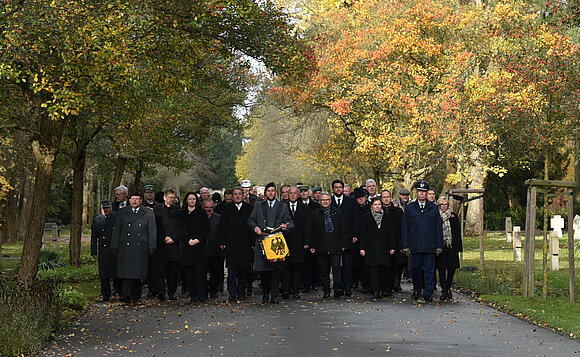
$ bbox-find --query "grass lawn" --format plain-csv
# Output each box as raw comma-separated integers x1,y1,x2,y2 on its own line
457,231,580,337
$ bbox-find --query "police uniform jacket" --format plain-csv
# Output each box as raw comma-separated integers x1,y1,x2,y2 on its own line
310,207,348,255
90,212,118,279
111,206,156,279
401,200,443,254
247,199,294,272
218,202,254,269
177,207,210,267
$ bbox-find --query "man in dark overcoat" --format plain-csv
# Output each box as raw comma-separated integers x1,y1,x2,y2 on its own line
402,180,443,302
299,185,320,292
218,187,254,301
281,186,311,298
152,188,181,301
91,200,118,301
111,193,156,303
204,199,224,299
309,192,348,298
381,189,405,292
247,182,294,304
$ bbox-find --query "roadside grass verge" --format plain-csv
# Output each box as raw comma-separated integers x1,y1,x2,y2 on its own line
456,231,580,338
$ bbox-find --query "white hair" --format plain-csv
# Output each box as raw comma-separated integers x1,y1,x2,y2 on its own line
365,179,376,186
115,185,128,194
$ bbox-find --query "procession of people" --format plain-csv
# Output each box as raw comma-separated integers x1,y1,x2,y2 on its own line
91,179,461,305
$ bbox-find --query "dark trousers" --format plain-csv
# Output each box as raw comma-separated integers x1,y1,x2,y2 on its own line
227,267,248,299
438,268,456,291
281,261,302,295
301,250,320,290
341,251,353,293
260,269,282,298
207,256,224,294
317,254,342,294
368,265,386,294
121,278,142,301
183,264,207,301
153,259,179,298
412,253,436,297
384,264,394,293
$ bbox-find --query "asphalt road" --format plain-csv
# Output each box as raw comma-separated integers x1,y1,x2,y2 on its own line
37,284,580,357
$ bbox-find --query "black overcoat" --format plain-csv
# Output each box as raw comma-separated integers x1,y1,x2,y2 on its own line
111,206,157,279
359,212,396,267
153,204,181,262
90,212,117,279
284,201,311,263
436,212,463,269
207,213,222,257
310,207,348,255
178,207,210,267
218,202,254,269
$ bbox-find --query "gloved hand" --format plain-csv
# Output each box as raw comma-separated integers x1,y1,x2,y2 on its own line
436,248,442,256
403,248,410,255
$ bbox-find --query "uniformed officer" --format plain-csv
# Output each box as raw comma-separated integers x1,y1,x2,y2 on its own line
401,180,443,302
111,193,157,304
91,200,118,301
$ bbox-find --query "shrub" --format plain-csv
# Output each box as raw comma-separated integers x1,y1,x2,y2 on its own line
37,264,98,282
59,285,89,310
0,276,62,357
38,249,66,271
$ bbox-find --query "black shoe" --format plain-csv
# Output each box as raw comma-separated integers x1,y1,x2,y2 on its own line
262,293,269,303
448,289,453,299
120,296,132,304
158,294,166,302
333,290,343,298
373,292,382,300
210,292,218,299
282,293,289,299
440,291,449,301
345,290,352,297
271,297,279,304
168,294,177,300
323,292,330,298
228,295,237,302
424,295,433,302
382,291,393,297
293,293,301,299
246,290,253,296
412,291,419,300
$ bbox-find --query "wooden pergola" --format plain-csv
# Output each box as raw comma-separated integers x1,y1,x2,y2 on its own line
446,188,485,270
523,179,576,303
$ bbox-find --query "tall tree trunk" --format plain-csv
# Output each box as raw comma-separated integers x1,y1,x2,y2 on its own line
109,155,127,201
132,160,144,193
574,137,580,218
466,150,485,235
83,165,94,230
1,188,19,243
19,130,63,285
69,148,86,268
18,169,34,241
443,158,461,213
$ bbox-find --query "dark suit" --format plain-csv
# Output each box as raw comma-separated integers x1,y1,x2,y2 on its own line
331,194,358,294
91,211,118,300
112,199,129,212
206,212,224,296
301,199,320,291
282,201,311,296
218,202,253,299
111,206,156,302
248,199,294,301
152,204,181,299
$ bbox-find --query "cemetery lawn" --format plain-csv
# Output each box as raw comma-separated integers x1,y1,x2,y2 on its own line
456,232,580,338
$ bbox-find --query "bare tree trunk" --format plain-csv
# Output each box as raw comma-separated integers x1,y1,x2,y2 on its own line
465,150,485,235
19,128,63,285
18,169,34,241
1,188,19,243
109,155,127,201
69,148,86,268
83,165,95,230
443,158,461,213
574,137,580,217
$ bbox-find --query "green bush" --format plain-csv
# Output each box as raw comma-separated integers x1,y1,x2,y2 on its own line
0,276,62,357
59,285,89,310
38,249,66,271
37,264,98,282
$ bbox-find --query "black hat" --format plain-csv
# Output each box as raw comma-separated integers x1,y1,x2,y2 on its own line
265,182,276,191
100,200,112,208
143,185,154,192
415,180,430,191
298,185,309,191
353,187,369,199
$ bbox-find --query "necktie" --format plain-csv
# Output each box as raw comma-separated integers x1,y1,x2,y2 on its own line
337,198,342,208
269,201,273,208
291,204,295,214
133,208,138,214
420,203,424,210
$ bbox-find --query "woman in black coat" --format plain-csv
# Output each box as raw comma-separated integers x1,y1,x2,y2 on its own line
359,197,396,299
435,197,462,300
178,192,210,303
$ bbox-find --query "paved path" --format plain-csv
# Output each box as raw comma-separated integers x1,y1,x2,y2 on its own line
38,285,579,357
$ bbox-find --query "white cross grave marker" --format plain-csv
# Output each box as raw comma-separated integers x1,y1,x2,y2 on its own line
551,215,565,238
574,215,580,241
